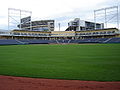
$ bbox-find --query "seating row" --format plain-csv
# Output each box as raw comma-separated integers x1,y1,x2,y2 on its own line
0,37,120,45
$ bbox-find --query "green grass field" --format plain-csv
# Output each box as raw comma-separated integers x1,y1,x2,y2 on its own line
0,44,120,81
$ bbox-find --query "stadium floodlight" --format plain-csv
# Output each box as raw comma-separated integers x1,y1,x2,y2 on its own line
8,8,32,30
94,6,119,30
58,23,61,31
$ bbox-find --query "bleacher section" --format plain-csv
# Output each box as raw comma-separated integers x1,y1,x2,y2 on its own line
69,38,120,44
105,37,120,43
0,39,21,45
18,39,50,44
0,37,120,45
49,40,57,44
56,40,70,44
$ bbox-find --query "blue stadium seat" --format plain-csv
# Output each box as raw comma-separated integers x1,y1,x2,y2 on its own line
0,39,21,45
0,37,120,45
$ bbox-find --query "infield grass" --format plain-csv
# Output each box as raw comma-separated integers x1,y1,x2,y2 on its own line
0,44,120,81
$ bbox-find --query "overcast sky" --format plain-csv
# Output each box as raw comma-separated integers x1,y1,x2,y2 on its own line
0,0,119,31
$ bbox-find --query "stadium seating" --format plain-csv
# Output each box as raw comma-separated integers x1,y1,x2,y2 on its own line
0,39,50,45
0,37,120,45
0,39,21,45
56,40,70,44
69,37,120,44
49,40,57,44
18,39,50,44
105,37,120,43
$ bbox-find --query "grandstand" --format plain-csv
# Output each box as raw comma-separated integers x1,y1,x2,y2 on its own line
0,27,120,45
0,37,120,45
0,6,120,45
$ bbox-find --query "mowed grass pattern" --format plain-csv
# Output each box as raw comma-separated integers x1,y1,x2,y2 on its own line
0,44,120,81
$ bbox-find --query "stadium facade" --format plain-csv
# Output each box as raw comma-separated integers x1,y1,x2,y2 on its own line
18,19,54,31
0,27,119,40
0,17,119,39
0,17,120,44
0,6,119,44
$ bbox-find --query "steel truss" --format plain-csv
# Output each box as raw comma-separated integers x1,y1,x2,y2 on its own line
94,6,119,29
8,8,32,30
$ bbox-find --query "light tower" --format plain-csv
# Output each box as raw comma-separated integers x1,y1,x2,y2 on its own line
8,8,32,30
94,6,119,30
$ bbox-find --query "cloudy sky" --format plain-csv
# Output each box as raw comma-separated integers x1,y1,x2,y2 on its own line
0,0,119,31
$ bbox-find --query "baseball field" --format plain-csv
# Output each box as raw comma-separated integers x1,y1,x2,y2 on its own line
0,44,120,81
